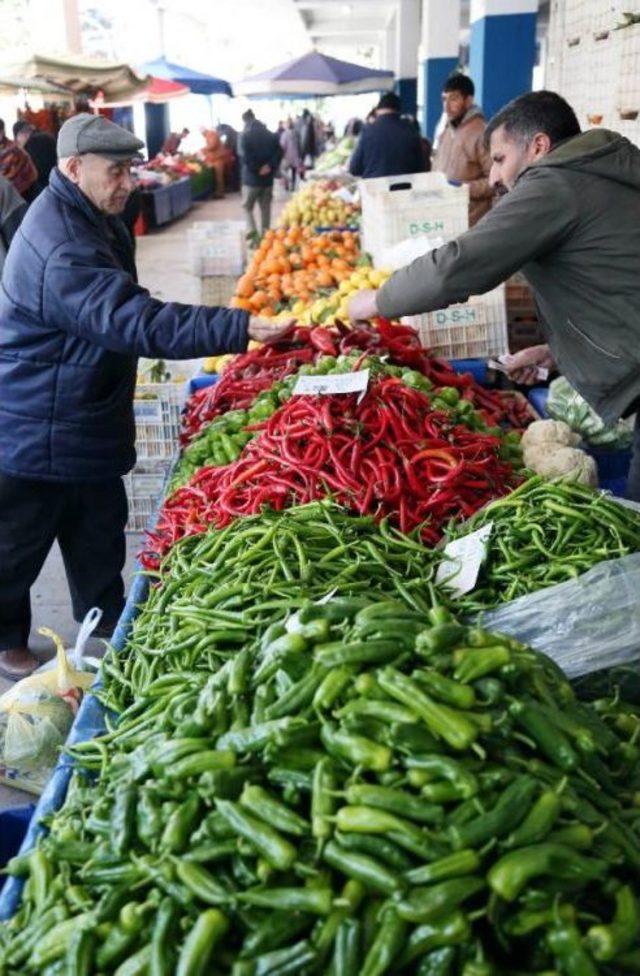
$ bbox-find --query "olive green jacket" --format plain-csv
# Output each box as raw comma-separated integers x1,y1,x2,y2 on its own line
377,130,640,424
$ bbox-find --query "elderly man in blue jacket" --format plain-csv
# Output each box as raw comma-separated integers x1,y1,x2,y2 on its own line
0,114,291,679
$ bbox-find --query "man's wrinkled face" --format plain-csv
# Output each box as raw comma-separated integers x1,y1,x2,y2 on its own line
442,90,473,123
70,153,133,214
489,124,551,194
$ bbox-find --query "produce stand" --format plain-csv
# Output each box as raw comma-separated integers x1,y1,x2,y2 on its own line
138,176,192,228
1,177,639,975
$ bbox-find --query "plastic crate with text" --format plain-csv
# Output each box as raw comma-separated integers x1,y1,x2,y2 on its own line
133,381,185,463
401,285,508,360
123,465,170,533
187,220,246,277
359,171,468,266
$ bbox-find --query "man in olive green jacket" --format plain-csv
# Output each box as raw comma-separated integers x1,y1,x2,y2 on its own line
349,91,640,500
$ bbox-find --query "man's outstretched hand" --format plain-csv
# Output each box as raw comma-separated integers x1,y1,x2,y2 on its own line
348,288,379,324
248,316,296,344
501,344,556,385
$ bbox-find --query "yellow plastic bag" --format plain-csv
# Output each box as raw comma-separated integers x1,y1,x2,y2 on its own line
0,626,95,774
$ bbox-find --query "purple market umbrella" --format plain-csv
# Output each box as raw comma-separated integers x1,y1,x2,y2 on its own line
236,51,394,97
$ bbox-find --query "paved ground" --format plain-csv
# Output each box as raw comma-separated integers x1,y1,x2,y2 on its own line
0,190,262,808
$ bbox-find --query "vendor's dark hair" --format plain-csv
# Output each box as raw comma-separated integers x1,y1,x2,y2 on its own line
242,109,255,123
443,73,474,98
485,90,581,149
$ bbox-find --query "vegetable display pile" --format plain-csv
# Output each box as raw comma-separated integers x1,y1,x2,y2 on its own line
171,352,491,492
181,322,531,450
144,375,519,570
105,502,446,711
276,179,360,230
447,476,640,611
3,593,640,975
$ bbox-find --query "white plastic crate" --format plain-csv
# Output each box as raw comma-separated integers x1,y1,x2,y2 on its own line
123,466,170,533
401,285,508,360
617,22,640,116
133,381,185,463
359,172,468,266
200,274,237,306
187,220,246,276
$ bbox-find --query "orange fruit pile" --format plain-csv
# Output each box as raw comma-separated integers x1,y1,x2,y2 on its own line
230,226,366,316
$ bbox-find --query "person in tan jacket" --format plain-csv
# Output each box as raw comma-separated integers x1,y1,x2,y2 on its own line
435,73,493,225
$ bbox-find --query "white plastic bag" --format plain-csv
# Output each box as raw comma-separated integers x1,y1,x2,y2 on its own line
481,552,640,679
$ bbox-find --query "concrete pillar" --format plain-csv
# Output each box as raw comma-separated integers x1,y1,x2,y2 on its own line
382,10,397,74
395,0,420,117
469,1,538,121
419,0,461,140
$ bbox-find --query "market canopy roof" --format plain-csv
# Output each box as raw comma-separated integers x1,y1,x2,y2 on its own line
0,75,74,98
139,57,232,97
236,50,394,97
91,75,190,109
0,53,150,100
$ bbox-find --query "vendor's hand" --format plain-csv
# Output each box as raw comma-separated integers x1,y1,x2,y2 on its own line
501,344,556,385
348,288,379,324
248,316,295,344
258,164,271,176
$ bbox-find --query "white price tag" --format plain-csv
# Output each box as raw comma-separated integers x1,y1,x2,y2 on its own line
436,523,493,598
293,369,369,403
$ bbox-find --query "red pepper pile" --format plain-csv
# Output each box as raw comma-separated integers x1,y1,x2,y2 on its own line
181,321,533,447
144,376,518,570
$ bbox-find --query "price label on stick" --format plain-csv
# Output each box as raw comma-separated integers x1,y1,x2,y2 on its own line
436,523,493,598
293,369,369,403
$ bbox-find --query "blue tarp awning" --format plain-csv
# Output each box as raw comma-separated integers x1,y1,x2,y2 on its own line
236,50,394,97
139,57,232,97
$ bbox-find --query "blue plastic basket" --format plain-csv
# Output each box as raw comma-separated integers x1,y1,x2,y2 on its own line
450,359,489,385
527,387,550,418
188,372,219,395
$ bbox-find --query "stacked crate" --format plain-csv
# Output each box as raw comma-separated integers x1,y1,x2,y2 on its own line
124,380,185,532
187,221,246,304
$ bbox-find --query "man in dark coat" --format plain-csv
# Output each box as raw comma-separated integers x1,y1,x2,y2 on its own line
0,113,290,678
240,109,282,237
348,92,425,179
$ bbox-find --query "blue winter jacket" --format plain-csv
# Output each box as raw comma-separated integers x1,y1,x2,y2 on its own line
0,168,249,482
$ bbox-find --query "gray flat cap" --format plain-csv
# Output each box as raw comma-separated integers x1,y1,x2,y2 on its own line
57,113,144,161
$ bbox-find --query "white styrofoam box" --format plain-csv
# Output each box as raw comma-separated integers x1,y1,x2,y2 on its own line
401,285,508,361
582,32,620,120
187,220,246,277
359,172,469,267
564,0,589,40
123,465,171,532
133,382,185,463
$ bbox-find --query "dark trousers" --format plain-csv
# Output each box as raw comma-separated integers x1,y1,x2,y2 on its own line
0,473,127,649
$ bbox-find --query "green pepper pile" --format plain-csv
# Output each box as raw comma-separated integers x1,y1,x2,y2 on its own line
169,354,492,493
100,501,445,711
447,476,640,611
2,579,640,973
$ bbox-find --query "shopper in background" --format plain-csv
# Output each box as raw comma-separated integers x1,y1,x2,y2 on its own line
0,173,27,273
404,115,432,172
240,108,282,238
0,136,37,202
0,119,11,152
280,117,302,192
434,73,493,225
201,128,231,198
297,108,317,174
14,121,58,200
162,126,189,155
0,113,292,680
348,90,640,499
349,92,425,179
